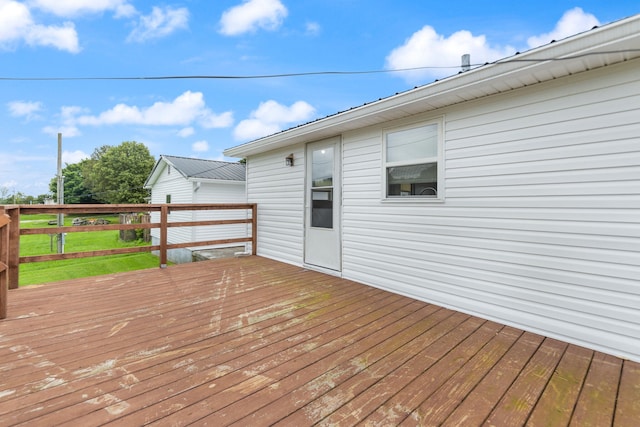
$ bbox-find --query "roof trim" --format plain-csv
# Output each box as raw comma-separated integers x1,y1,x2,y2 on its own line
144,155,245,188
186,177,246,185
144,156,174,188
224,14,640,158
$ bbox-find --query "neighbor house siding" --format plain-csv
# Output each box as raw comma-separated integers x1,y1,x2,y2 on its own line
149,165,194,245
192,182,248,250
339,59,640,360
246,146,306,266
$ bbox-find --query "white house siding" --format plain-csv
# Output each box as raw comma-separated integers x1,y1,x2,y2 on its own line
246,146,306,266
149,164,194,245
192,182,248,250
339,59,640,361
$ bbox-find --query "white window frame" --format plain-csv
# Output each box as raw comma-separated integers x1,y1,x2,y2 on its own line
382,117,444,202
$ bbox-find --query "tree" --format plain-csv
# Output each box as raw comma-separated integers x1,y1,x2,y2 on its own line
0,186,9,203
81,145,110,197
83,141,155,204
49,160,99,204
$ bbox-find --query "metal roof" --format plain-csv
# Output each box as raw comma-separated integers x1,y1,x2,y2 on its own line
224,14,640,158
144,155,245,188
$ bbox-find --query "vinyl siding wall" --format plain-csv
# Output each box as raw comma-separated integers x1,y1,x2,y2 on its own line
246,146,306,266
149,164,194,244
192,182,248,250
340,59,640,361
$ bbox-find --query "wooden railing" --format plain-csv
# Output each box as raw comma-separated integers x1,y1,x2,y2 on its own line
0,209,10,319
0,203,257,319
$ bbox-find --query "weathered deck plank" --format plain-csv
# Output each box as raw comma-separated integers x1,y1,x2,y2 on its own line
484,337,567,425
570,352,621,427
527,344,594,426
614,361,640,425
0,256,637,426
439,331,544,426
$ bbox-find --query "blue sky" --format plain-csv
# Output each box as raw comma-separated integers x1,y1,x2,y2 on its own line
1,1,638,197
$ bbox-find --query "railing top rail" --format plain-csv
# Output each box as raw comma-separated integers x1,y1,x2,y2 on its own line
2,203,256,215
153,203,255,211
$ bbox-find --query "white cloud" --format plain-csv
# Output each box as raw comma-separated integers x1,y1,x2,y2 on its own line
43,125,82,137
28,0,136,18
177,127,195,138
200,111,234,129
62,150,89,164
219,0,288,36
385,8,603,85
0,0,30,41
42,105,88,137
77,91,204,125
0,0,79,52
127,6,189,43
527,8,600,48
25,21,79,52
8,100,43,119
192,140,209,153
235,120,280,141
234,100,315,141
305,21,321,36
73,91,233,129
385,25,514,83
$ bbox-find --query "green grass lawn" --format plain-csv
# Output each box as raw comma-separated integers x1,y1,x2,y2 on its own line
18,214,163,286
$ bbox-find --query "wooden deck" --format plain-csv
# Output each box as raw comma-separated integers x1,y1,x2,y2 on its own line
0,256,638,426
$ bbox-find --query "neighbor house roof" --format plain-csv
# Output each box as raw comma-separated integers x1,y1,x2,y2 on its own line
144,155,245,188
224,14,640,158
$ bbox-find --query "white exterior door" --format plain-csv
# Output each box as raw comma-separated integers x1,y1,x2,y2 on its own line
304,137,341,271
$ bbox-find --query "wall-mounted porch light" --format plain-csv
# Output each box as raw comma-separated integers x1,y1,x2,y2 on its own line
285,153,294,167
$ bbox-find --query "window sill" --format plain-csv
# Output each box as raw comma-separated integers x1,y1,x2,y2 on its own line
381,196,445,204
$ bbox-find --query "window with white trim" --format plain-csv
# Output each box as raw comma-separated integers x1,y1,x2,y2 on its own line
384,120,443,199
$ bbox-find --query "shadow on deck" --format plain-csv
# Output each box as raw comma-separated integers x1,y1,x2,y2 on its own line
0,256,638,426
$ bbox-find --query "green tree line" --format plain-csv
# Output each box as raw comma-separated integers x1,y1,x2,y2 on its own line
49,141,156,205
0,187,48,205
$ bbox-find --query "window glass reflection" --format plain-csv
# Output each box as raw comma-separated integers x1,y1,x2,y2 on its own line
312,147,333,187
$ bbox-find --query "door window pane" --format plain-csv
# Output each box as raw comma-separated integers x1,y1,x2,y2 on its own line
312,147,333,187
311,189,333,228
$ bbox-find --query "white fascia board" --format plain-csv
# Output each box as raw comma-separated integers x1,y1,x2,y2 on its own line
144,157,170,188
186,178,245,185
224,14,640,158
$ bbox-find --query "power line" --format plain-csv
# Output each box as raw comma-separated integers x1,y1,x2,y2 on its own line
0,68,455,81
1,49,637,81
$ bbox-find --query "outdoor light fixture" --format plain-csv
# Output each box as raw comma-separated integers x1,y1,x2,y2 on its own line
285,153,294,167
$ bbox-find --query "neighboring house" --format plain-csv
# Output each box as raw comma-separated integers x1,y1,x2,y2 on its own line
224,15,640,362
144,155,247,263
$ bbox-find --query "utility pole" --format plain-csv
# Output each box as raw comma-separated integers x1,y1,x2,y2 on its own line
57,133,65,254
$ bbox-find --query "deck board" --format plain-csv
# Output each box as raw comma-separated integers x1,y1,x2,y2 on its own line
0,256,637,426
440,331,544,426
615,361,640,425
527,344,593,427
570,352,621,427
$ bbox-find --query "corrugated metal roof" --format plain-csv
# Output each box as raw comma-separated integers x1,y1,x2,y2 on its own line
161,155,245,182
